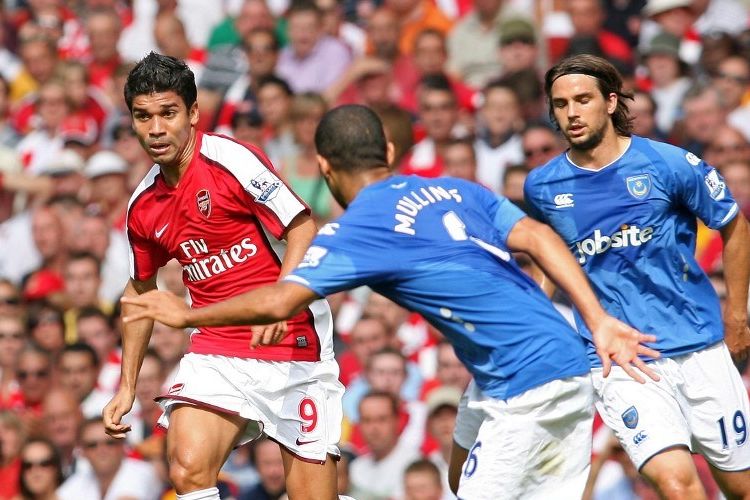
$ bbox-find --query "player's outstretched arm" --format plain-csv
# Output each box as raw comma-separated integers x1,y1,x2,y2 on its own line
720,212,750,360
506,216,661,382
122,281,320,346
103,276,157,438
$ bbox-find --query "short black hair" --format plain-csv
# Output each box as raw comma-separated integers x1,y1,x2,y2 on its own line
60,342,100,367
124,52,197,112
256,75,294,97
315,105,388,172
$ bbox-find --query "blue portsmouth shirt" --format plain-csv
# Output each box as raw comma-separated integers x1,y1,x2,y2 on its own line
524,136,739,366
285,175,590,400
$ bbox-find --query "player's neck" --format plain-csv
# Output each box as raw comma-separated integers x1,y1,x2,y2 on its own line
159,129,197,187
567,132,630,171
345,167,391,203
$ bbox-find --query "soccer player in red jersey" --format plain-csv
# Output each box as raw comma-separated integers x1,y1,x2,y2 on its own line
102,53,343,500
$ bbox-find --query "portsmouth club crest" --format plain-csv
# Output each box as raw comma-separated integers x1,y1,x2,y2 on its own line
626,174,651,199
196,189,211,218
621,406,639,429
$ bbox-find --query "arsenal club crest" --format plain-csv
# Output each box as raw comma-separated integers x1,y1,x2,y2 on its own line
196,189,211,218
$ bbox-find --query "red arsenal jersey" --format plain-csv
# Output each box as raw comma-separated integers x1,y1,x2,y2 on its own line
126,132,333,361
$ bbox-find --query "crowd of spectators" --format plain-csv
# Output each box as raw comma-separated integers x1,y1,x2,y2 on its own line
0,0,749,498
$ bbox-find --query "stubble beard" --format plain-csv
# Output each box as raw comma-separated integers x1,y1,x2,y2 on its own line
567,122,607,152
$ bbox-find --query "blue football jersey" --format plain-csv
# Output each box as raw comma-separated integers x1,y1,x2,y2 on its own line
286,175,590,400
524,136,738,366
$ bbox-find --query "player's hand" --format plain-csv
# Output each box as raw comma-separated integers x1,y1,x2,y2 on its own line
103,390,135,439
121,291,189,328
591,315,660,383
250,321,288,348
724,316,750,361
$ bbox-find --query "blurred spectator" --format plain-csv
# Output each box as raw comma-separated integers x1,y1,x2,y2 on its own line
720,160,750,217
59,114,100,163
216,28,280,135
703,124,750,168
377,105,414,168
57,343,110,419
75,307,120,393
446,0,503,89
641,31,692,136
699,32,740,78
0,76,20,148
110,120,152,192
316,0,366,56
500,69,545,124
693,0,749,36
239,437,286,500
521,123,566,169
36,149,86,199
58,60,109,132
678,84,725,155
206,0,276,51
474,81,524,194
442,137,477,182
12,346,52,419
132,350,164,446
41,388,82,478
276,0,352,94
349,391,421,500
384,0,452,57
83,150,129,231
153,11,205,83
84,8,123,89
423,387,460,500
279,92,335,222
57,417,161,500
641,0,700,66
256,75,295,166
16,79,68,175
0,411,25,500
0,280,23,317
0,314,25,409
338,316,391,387
560,0,632,65
150,321,188,391
403,458,444,500
63,253,109,328
16,35,59,98
630,90,661,141
25,301,65,362
496,18,539,77
428,341,471,396
70,212,129,304
17,437,65,500
231,108,265,147
401,74,459,178
502,164,528,207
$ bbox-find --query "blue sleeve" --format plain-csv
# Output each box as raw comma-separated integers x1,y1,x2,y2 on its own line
522,171,548,223
469,181,525,244
283,221,390,297
671,151,739,229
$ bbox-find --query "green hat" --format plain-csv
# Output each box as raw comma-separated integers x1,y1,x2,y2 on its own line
644,32,681,58
499,17,536,46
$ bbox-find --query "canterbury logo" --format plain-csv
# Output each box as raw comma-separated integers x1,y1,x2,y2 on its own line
554,193,574,208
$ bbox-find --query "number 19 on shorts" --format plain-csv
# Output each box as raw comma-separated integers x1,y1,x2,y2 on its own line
718,410,747,449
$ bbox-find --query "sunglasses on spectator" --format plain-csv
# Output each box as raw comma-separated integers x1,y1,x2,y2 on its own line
246,44,276,54
524,145,555,158
709,143,748,154
0,331,24,341
714,72,750,85
82,440,121,450
17,369,49,381
21,457,56,470
0,296,20,305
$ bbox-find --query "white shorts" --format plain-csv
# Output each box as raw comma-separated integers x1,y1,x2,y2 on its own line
454,380,484,450
156,353,344,463
457,375,594,499
592,341,750,471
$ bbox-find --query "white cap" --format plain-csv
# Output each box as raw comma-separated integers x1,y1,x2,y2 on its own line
40,149,85,176
84,150,128,179
642,0,693,17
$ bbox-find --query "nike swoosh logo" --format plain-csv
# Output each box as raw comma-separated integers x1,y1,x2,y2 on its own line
155,223,169,238
295,437,319,446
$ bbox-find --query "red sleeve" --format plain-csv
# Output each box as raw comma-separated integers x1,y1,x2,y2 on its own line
127,218,170,281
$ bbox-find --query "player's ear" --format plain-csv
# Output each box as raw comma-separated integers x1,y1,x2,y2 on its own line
316,154,332,178
189,101,199,126
386,141,395,167
607,92,618,115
